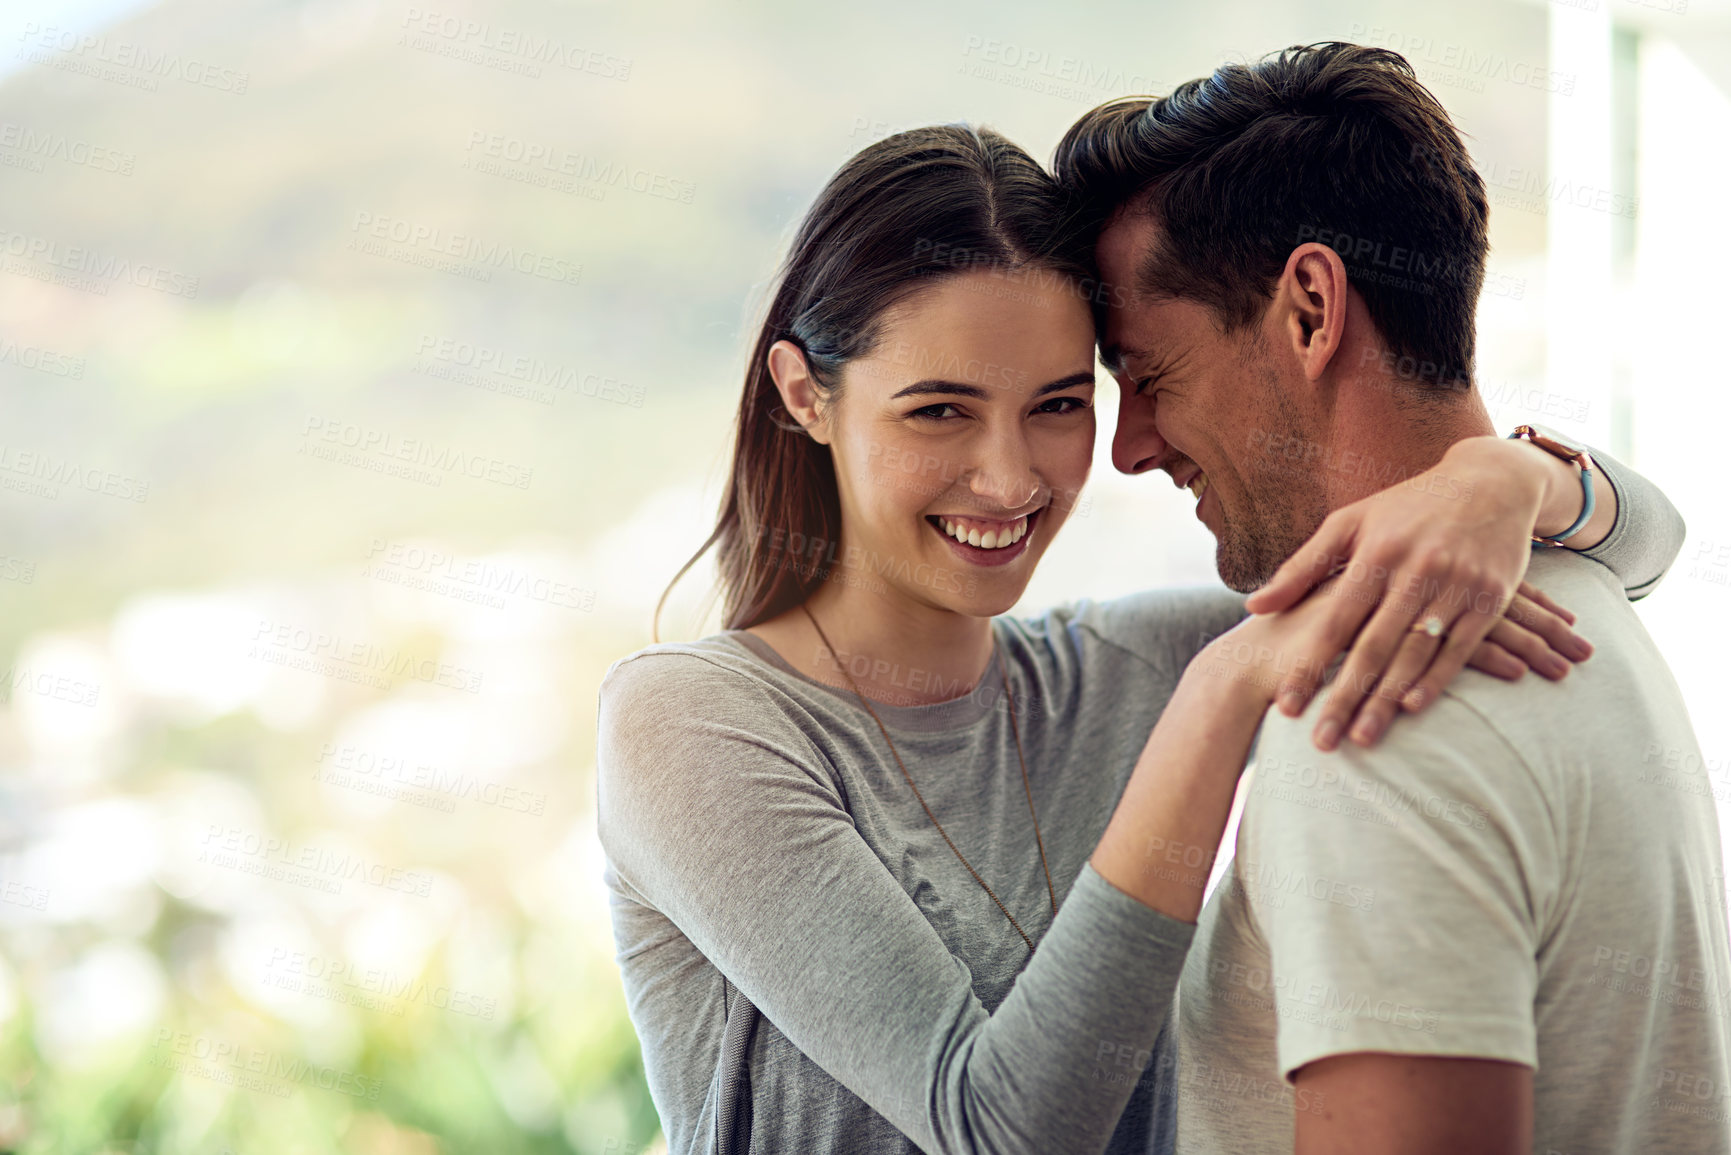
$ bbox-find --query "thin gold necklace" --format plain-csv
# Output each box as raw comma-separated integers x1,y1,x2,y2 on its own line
798,603,1057,953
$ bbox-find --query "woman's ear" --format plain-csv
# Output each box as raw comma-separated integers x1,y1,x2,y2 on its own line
767,340,832,445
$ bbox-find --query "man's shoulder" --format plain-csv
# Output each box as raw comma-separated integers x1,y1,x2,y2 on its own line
1512,546,1651,658
1432,549,1672,741
1261,550,1661,765
1248,547,1691,847
1251,685,1536,834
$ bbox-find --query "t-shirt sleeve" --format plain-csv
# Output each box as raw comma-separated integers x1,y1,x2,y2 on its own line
1573,441,1686,601
1070,586,1249,677
596,650,1196,1155
1236,690,1559,1082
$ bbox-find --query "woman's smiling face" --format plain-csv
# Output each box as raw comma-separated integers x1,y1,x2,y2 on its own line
798,267,1098,617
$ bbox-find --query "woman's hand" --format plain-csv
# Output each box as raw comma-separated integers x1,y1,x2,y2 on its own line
1234,437,1600,750
1202,576,1589,751
1097,570,1586,922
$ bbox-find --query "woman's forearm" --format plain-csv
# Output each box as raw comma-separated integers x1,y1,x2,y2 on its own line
1442,434,1618,549
1090,655,1269,923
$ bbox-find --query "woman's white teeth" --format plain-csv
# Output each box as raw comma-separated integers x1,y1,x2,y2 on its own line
1188,474,1209,499
939,516,1027,549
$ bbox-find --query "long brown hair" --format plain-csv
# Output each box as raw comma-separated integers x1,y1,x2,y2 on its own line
657,124,1095,636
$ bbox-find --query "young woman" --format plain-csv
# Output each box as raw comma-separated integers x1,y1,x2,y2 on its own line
596,126,1682,1155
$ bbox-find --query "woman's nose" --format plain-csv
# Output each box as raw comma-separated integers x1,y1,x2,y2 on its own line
968,434,1041,510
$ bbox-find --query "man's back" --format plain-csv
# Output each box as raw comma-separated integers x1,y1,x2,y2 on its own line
1174,548,1731,1153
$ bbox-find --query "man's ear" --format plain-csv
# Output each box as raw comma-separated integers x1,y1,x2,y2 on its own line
766,340,832,445
1275,243,1350,382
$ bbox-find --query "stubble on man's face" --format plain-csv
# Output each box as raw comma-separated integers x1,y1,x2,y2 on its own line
1210,357,1334,593
1097,213,1334,592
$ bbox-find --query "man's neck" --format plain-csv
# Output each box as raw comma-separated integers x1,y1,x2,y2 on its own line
1322,369,1497,508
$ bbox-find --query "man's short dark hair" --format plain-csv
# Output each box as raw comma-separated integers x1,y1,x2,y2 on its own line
1054,42,1489,390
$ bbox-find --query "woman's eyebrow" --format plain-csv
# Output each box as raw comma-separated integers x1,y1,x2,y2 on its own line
889,371,1096,401
888,380,989,400
1032,372,1098,397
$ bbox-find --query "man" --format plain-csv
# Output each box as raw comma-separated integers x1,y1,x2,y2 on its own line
1056,43,1731,1153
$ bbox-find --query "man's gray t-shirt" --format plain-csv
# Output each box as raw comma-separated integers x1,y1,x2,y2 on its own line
598,589,1248,1155
1173,547,1731,1153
